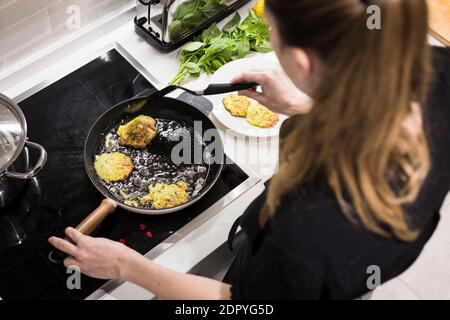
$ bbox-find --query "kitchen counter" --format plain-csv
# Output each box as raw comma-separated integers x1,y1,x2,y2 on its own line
428,0,450,47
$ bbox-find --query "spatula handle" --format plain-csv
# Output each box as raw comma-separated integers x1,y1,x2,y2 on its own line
202,82,258,95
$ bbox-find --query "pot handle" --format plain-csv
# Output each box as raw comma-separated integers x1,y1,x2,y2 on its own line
70,199,117,237
6,141,47,179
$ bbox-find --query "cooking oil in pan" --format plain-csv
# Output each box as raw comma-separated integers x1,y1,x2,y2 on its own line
98,118,210,209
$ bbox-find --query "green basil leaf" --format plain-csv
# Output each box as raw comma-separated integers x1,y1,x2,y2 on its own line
233,39,250,59
204,38,235,57
168,20,186,40
174,0,198,20
184,62,201,75
254,40,272,53
200,3,228,18
223,13,241,32
182,41,205,52
211,59,224,70
182,13,207,28
201,23,222,43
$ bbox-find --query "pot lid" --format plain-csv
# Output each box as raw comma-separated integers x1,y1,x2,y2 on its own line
0,94,27,172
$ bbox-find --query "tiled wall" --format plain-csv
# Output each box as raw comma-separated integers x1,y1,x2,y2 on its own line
0,0,133,72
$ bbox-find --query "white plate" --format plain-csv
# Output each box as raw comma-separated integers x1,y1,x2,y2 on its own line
209,57,288,138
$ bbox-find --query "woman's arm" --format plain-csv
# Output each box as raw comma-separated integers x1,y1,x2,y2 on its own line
122,253,231,300
49,227,231,300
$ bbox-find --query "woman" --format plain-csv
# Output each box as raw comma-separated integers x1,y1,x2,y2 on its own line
49,0,450,299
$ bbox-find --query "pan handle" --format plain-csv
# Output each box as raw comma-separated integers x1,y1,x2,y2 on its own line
69,199,117,237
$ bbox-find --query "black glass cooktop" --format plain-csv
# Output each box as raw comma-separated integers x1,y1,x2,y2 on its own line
0,49,248,300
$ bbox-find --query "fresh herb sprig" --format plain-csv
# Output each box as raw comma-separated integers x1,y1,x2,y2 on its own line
169,10,272,85
169,0,228,41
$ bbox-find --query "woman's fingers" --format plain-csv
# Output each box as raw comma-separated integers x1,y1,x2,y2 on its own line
238,89,265,104
65,227,84,244
48,227,84,256
64,257,81,269
231,70,270,86
231,72,251,84
49,236,78,257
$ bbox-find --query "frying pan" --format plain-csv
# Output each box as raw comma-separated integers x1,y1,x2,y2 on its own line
73,82,256,236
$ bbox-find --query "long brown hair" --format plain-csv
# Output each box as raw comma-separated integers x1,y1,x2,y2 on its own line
264,0,432,241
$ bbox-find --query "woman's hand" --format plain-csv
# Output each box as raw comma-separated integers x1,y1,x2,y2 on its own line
49,227,231,299
231,69,312,116
49,227,139,280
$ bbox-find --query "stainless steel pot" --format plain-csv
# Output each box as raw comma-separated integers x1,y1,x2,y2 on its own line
0,94,47,208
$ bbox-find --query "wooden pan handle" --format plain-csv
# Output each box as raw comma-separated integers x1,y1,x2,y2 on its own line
69,199,117,237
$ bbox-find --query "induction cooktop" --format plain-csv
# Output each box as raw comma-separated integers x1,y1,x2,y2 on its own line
0,48,258,300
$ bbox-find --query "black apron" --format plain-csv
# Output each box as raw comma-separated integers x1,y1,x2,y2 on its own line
223,188,268,283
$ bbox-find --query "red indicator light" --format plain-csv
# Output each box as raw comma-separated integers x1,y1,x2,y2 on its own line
119,239,126,244
146,231,153,238
139,224,146,230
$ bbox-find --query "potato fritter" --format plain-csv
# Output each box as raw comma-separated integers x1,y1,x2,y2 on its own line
117,115,157,149
140,181,189,209
223,94,251,117
94,152,133,183
246,103,279,128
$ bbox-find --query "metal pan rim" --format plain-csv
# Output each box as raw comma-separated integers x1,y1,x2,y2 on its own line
83,96,224,215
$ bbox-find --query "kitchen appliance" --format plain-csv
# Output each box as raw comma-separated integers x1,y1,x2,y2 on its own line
134,0,252,51
0,94,47,208
0,48,258,300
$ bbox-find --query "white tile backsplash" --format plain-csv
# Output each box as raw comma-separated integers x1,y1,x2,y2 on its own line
0,0,133,72
0,0,58,31
0,10,52,57
0,0,18,10
48,0,129,31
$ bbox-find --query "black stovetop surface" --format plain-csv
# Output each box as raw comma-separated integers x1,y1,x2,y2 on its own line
0,49,248,300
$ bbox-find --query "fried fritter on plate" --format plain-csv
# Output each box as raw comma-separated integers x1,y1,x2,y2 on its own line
223,94,251,117
117,115,157,149
246,103,279,128
94,152,133,183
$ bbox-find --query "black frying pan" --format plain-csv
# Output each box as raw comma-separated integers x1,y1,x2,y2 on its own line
72,83,256,236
